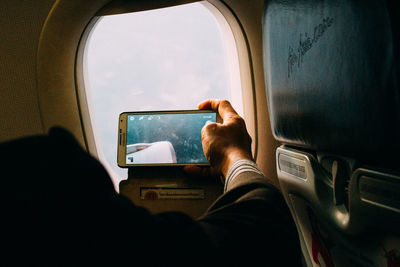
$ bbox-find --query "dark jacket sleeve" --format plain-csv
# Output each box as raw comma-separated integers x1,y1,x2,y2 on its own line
196,173,301,266
1,127,300,267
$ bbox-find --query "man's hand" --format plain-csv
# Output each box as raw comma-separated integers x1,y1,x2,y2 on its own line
185,99,253,180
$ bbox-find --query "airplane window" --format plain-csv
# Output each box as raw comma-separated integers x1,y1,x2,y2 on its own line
82,2,241,183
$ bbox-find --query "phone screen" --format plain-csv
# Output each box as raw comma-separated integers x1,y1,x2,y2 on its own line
123,111,216,165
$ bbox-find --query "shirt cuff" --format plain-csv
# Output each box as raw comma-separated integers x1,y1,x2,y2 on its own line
224,159,265,192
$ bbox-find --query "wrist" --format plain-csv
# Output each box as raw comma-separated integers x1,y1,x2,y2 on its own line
220,149,253,178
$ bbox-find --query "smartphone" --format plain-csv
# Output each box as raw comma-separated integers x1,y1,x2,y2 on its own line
118,110,219,167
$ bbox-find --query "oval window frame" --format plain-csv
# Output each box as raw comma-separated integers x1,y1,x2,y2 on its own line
37,0,257,187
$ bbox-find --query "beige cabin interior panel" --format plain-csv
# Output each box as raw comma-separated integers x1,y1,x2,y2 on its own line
224,0,281,188
0,0,280,199
0,0,55,142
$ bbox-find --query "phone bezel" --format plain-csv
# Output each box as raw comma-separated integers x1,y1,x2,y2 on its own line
117,109,220,168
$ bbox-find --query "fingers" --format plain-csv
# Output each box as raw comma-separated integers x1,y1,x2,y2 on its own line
201,120,218,134
198,99,222,111
196,99,250,178
198,99,239,124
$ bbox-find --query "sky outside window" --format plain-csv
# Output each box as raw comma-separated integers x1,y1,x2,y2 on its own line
84,2,233,182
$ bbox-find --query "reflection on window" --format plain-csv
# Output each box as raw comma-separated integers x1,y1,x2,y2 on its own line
84,2,238,183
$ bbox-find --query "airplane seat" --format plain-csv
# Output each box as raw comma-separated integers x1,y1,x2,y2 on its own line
262,0,400,266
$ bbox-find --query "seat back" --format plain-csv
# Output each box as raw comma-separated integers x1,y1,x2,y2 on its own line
262,0,400,265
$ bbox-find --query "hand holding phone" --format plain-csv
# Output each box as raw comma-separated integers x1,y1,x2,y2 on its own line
118,110,219,167
197,99,253,177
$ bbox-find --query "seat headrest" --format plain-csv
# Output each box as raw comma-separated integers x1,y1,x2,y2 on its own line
262,0,400,168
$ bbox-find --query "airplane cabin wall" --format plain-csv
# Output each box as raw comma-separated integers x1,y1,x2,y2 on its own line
0,0,55,142
0,0,281,187
224,0,281,187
